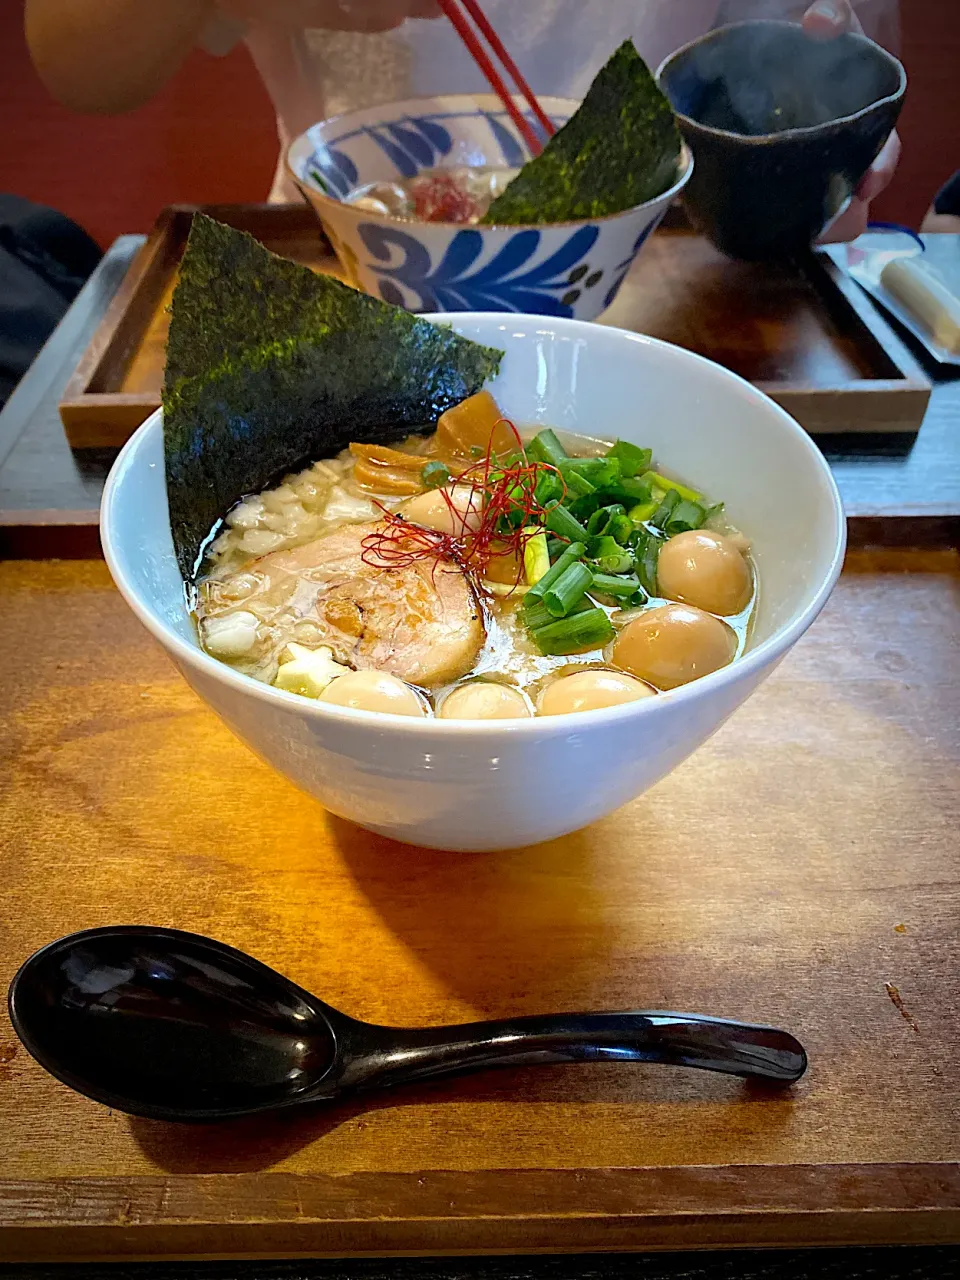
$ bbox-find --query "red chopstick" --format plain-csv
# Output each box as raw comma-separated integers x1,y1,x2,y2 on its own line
436,0,555,157
459,0,556,140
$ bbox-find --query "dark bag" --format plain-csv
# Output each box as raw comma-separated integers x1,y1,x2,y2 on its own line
933,170,960,217
0,195,102,407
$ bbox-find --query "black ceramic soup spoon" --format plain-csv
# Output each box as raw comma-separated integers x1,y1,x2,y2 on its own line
8,927,807,1122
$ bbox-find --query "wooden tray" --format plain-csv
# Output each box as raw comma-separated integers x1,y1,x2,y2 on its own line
59,204,338,449
58,204,931,448
1,548,958,1262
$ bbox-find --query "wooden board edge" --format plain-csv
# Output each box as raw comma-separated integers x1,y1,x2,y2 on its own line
0,1163,957,1262
845,515,960,547
59,211,177,411
2,1210,958,1264
0,510,101,559
162,200,329,242
60,395,161,449
759,382,931,434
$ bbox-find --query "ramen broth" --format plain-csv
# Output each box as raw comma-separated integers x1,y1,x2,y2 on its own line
195,398,756,719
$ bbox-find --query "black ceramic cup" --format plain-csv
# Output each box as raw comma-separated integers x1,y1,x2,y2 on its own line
656,20,906,261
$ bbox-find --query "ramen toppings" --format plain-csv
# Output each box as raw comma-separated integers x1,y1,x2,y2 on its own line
196,390,755,718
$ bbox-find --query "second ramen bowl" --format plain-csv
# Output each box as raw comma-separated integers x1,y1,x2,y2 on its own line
288,94,692,321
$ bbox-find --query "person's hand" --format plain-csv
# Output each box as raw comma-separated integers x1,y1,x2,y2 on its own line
803,0,901,242
217,0,439,33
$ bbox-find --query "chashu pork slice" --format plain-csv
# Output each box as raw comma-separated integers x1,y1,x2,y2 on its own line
228,521,484,687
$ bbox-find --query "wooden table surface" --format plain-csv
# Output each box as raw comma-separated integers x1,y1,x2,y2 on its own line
1,549,958,1262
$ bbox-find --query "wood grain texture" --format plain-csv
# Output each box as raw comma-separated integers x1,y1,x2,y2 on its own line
57,208,930,449
0,552,957,1261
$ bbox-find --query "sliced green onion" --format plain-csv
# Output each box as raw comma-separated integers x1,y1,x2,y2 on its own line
531,608,616,656
568,493,601,523
598,551,634,575
627,499,658,523
588,534,634,574
534,469,565,507
586,507,609,537
421,460,451,489
543,561,594,618
635,532,663,596
524,539,586,603
559,457,622,490
521,596,553,630
546,536,565,561
523,595,593,631
606,441,652,478
641,470,703,504
597,475,653,506
606,513,634,544
544,502,589,544
586,503,626,537
617,476,654,502
502,480,536,528
527,429,568,468
587,534,620,558
562,469,597,498
664,499,706,536
590,572,642,599
649,488,681,531
522,528,551,586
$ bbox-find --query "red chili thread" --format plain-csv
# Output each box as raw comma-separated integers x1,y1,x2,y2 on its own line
360,417,567,594
360,503,466,583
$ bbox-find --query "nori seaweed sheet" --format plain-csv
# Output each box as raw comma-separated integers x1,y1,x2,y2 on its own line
481,42,681,226
162,216,502,580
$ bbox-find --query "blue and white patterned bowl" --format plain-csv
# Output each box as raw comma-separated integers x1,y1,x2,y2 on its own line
287,94,692,321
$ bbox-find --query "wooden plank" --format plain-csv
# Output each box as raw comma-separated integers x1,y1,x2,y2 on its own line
0,550,957,1261
1,1165,958,1261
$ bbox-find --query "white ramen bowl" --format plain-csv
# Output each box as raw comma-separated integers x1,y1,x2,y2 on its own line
101,317,844,852
287,94,692,322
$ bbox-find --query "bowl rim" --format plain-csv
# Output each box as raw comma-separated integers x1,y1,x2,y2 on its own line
656,19,906,145
100,317,846,737
285,91,693,231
